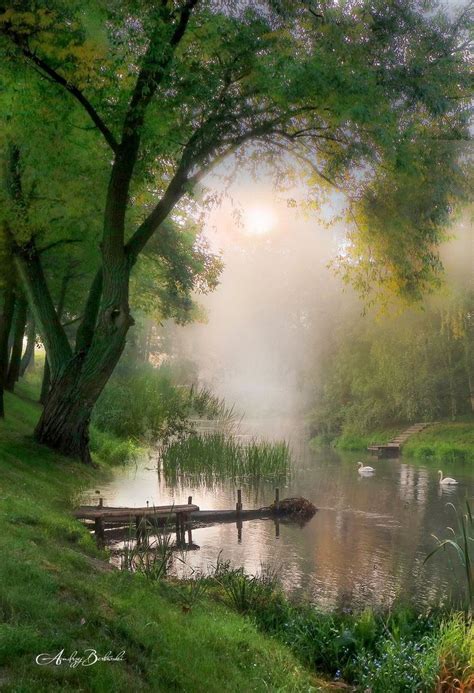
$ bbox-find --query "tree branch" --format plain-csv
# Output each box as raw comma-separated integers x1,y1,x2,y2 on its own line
102,0,199,259
38,238,82,254
10,39,119,153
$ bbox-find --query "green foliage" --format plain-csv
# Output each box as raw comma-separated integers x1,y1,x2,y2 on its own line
93,361,234,443
203,562,474,691
311,290,474,439
89,428,145,465
161,433,291,480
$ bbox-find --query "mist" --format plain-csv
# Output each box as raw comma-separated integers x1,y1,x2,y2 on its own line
166,160,472,422
169,165,353,419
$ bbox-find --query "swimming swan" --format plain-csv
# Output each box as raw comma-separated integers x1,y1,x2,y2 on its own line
358,461,375,474
438,470,458,485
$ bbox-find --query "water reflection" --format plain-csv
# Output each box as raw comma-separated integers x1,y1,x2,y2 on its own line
85,431,473,610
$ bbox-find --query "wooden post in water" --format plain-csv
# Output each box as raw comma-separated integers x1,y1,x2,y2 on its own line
236,489,242,514
187,524,192,546
188,496,192,505
136,515,148,544
175,514,181,546
274,488,280,513
99,497,103,509
95,516,104,542
237,517,242,543
180,513,186,544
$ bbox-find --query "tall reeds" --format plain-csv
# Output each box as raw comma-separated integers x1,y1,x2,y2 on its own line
160,432,291,480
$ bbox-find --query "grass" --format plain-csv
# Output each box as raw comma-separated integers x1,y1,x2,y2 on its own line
161,432,291,480
403,422,474,464
0,386,324,692
3,373,472,691
183,562,474,693
310,428,400,451
313,420,474,462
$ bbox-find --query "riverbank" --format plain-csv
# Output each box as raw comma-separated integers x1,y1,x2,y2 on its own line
311,421,474,463
0,389,323,692
2,390,473,691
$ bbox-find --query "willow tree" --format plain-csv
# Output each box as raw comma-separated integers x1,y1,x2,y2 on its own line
0,0,470,462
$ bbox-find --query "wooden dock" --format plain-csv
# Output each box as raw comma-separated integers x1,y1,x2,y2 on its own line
74,491,317,543
368,422,434,457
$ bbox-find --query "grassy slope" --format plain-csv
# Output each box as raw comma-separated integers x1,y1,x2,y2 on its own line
403,421,474,463
0,388,322,692
314,421,474,460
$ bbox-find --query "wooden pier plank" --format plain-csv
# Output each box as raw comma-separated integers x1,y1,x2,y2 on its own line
74,504,199,522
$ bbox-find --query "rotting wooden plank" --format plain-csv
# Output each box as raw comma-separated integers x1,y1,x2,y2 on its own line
74,504,199,521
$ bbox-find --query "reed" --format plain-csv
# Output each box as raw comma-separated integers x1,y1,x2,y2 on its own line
160,432,291,479
424,501,473,610
121,520,174,580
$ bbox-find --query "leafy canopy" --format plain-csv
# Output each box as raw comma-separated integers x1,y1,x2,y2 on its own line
0,0,471,308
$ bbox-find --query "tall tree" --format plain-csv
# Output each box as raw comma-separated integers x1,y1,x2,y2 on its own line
5,290,27,391
0,0,470,462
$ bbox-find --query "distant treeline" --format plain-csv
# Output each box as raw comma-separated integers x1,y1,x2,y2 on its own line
310,290,474,438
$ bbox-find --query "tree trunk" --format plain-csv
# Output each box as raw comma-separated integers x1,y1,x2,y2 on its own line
19,315,36,377
35,313,130,463
35,356,94,464
0,288,16,418
6,294,28,391
39,357,51,405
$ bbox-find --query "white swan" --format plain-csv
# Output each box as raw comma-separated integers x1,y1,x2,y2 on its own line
358,461,375,474
438,470,458,486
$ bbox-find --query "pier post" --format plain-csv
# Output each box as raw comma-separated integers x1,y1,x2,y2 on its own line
99,497,103,509
274,488,280,513
187,524,192,547
237,517,242,543
188,496,192,505
94,516,104,542
180,513,186,544
175,514,181,545
236,489,242,514
136,515,147,544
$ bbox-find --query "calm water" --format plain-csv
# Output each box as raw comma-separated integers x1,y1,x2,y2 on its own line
85,421,473,610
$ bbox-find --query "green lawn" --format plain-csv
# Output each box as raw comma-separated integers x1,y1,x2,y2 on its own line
314,420,474,462
403,421,474,463
0,388,323,692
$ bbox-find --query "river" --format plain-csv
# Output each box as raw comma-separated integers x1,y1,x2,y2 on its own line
84,421,473,611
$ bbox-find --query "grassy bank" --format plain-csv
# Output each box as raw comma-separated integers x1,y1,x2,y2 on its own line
0,389,323,692
403,422,474,464
310,428,399,452
312,420,474,462
197,565,473,692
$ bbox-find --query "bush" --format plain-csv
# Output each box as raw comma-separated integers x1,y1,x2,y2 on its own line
89,427,144,465
93,363,236,444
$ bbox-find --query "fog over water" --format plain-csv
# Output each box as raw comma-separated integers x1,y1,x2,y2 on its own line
170,165,472,421
172,168,350,418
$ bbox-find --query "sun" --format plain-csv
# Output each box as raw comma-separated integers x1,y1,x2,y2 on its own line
244,205,277,236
